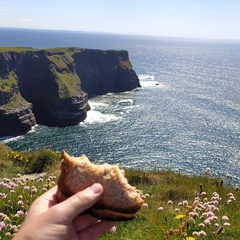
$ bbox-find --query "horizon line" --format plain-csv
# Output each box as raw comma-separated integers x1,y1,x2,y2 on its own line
1,26,240,42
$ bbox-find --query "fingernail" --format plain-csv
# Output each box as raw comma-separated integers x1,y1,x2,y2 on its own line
89,183,103,194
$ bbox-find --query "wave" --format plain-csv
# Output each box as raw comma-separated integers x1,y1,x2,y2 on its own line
138,74,155,80
0,124,40,144
1,135,24,144
88,101,109,110
117,99,133,105
28,124,39,133
140,81,164,88
140,81,168,88
138,74,168,88
83,110,120,124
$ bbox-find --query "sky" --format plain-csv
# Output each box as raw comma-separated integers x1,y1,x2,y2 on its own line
0,0,240,40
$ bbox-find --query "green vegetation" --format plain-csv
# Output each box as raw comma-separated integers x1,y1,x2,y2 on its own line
0,47,82,102
101,170,240,240
49,55,69,69
0,145,239,239
46,48,81,99
0,47,36,52
1,93,28,110
55,72,81,99
119,59,132,70
0,172,56,239
0,71,27,110
45,47,80,55
0,147,60,177
47,52,73,70
0,143,11,152
0,71,17,93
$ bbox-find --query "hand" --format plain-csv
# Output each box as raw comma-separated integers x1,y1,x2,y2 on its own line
13,183,116,240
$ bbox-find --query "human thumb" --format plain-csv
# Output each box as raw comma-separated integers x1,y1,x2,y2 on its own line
54,183,103,222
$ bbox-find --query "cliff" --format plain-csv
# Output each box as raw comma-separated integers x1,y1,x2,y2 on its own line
0,47,140,137
73,49,140,97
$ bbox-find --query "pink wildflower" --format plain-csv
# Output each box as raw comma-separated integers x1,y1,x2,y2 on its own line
204,218,211,225
17,210,24,216
222,216,229,221
229,196,235,201
109,226,117,233
0,221,6,231
17,200,24,206
223,222,230,226
199,223,205,228
24,186,30,191
192,231,200,236
199,230,207,236
143,203,148,208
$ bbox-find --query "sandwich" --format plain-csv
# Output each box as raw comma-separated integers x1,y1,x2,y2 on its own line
57,150,144,221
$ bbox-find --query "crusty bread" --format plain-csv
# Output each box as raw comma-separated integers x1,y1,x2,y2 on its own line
57,151,144,221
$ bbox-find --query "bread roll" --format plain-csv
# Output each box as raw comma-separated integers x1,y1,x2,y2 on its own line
57,151,144,221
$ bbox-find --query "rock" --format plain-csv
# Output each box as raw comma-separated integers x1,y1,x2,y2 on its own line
0,47,140,137
73,49,141,97
47,94,90,126
0,103,36,136
0,70,36,136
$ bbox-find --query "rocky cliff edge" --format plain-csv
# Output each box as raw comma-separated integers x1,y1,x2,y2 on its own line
0,47,140,137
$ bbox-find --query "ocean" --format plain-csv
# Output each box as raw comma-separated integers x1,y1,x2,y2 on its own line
1,28,240,185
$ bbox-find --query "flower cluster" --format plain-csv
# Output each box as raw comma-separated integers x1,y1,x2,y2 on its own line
1,148,60,175
0,173,56,238
158,190,236,239
3,151,29,165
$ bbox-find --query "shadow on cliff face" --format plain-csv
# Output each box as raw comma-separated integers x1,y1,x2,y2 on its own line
31,99,55,127
30,98,88,127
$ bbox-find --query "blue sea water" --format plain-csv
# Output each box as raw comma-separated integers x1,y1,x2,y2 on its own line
1,28,240,184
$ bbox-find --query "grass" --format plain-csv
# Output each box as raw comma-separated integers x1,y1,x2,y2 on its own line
0,47,82,101
55,72,81,99
119,59,132,70
0,145,239,239
0,71,17,93
0,143,11,152
0,47,36,52
46,48,81,99
0,71,29,110
0,147,60,177
100,171,240,240
0,93,29,110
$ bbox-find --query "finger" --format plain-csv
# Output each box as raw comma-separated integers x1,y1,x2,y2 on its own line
73,214,100,232
52,183,103,223
34,185,58,205
78,220,116,240
26,186,58,218
38,185,58,205
56,187,68,203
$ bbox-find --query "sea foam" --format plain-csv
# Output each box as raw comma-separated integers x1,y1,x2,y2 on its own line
83,110,120,124
138,74,167,88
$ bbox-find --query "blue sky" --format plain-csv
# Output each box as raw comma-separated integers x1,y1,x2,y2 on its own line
0,0,240,40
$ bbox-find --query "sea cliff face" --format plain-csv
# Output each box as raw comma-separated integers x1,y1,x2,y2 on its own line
0,47,140,137
73,49,140,97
